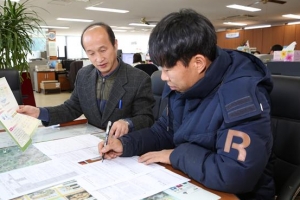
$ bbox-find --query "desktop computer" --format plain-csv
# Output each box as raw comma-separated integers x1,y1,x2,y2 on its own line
121,53,134,65
255,54,273,64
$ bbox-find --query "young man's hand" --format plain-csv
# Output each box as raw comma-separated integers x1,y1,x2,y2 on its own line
138,149,174,165
98,137,123,160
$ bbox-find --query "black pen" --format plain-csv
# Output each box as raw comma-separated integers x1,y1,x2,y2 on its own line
102,121,112,162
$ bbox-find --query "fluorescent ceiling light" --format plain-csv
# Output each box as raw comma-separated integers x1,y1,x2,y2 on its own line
111,26,134,30
244,25,271,29
40,25,69,29
86,7,129,13
226,4,261,12
282,14,300,19
287,21,300,25
112,29,127,32
223,22,247,26
57,18,93,22
129,23,156,27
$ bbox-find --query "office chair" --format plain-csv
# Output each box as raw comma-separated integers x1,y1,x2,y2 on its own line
69,60,83,91
151,71,167,120
135,63,158,76
61,59,75,72
270,75,300,200
0,69,23,105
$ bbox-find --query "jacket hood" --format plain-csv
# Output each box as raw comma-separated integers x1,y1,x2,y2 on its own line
163,47,273,99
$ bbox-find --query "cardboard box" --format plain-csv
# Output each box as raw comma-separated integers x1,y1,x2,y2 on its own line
41,88,61,94
40,80,60,90
55,63,63,70
273,50,300,62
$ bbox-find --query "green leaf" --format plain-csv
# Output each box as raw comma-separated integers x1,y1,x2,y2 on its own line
0,0,45,81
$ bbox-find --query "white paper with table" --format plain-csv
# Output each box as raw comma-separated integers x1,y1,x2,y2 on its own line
0,131,220,200
33,134,101,162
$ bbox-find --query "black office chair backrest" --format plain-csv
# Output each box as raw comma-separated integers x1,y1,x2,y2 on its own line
151,71,167,120
61,59,75,72
135,63,158,76
69,60,83,90
0,69,23,105
270,75,300,199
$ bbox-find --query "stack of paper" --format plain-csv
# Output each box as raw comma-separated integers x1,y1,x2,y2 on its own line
0,133,220,200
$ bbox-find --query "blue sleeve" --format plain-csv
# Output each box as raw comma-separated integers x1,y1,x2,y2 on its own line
38,107,49,122
119,111,175,157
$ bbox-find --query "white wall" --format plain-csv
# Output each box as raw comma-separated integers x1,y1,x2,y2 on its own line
55,32,151,59
115,32,150,53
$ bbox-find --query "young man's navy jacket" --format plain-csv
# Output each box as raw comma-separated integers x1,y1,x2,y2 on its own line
119,47,274,199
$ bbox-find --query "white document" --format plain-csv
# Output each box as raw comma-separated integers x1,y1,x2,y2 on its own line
49,147,100,162
164,182,220,200
76,156,164,191
0,159,86,200
0,77,40,151
33,134,102,162
89,168,190,200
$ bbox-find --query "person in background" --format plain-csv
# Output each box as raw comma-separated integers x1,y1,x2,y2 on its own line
99,9,274,199
132,53,143,67
253,50,261,55
17,22,155,137
269,44,283,55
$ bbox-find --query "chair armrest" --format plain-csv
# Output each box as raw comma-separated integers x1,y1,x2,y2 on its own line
277,166,300,200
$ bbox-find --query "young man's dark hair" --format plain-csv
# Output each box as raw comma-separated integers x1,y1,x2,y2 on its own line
80,22,115,49
149,9,217,68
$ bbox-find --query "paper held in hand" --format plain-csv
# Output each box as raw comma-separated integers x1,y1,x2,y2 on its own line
0,77,40,151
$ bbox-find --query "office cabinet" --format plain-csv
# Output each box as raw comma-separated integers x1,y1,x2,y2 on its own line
34,71,55,92
55,71,70,91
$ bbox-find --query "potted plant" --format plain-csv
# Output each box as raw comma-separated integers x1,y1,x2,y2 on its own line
0,0,44,78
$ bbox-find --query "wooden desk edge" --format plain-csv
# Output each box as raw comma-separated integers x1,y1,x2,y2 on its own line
0,119,88,133
161,164,239,200
59,119,88,127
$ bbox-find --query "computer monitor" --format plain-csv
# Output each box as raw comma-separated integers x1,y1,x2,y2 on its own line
266,61,300,76
255,54,273,64
121,53,134,65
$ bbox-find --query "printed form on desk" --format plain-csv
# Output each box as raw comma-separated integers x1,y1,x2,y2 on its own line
0,134,220,200
33,134,102,162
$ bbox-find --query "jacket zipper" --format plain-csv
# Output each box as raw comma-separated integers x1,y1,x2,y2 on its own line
100,77,106,114
167,103,169,131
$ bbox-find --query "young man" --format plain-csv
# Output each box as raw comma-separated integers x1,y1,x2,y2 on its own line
99,9,274,199
18,22,155,137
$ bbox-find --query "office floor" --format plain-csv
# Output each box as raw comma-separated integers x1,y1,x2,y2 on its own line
34,91,71,107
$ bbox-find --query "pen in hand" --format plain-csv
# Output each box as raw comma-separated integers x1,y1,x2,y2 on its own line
102,121,112,162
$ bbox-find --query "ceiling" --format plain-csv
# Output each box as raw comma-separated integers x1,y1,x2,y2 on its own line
2,0,300,35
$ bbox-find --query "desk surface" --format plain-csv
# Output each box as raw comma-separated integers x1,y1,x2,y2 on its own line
162,164,238,200
0,123,237,200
